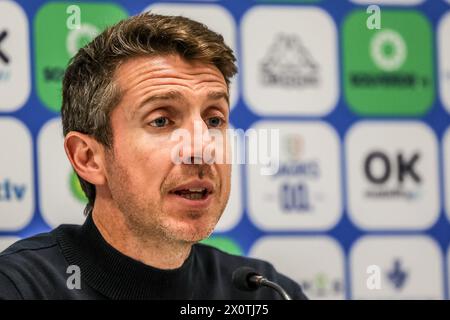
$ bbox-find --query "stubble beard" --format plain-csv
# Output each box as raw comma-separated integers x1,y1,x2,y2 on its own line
105,154,230,246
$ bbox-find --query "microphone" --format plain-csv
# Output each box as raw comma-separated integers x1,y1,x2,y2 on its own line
232,266,293,300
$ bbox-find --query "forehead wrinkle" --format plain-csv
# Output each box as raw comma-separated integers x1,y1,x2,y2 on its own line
117,55,227,93
121,60,218,81
127,73,227,105
121,70,223,99
132,84,229,118
116,56,229,117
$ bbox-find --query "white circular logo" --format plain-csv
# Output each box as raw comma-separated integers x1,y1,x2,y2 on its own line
370,29,407,72
66,23,100,57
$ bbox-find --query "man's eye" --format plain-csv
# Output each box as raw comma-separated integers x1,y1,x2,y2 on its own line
149,117,170,128
207,117,224,128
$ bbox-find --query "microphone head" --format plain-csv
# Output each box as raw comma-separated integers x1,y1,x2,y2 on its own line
232,266,261,292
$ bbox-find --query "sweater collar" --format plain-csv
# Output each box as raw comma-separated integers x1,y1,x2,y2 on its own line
56,213,196,299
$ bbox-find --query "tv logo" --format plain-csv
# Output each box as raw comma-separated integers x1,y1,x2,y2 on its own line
0,179,27,202
0,118,34,231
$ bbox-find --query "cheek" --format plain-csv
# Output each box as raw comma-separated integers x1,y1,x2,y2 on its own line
219,163,232,192
114,137,173,185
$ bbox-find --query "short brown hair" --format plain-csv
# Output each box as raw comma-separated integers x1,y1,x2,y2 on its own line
61,12,237,215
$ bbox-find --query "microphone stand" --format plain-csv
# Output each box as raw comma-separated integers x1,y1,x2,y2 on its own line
250,275,293,300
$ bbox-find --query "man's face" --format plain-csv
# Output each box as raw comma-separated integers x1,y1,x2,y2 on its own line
103,54,231,243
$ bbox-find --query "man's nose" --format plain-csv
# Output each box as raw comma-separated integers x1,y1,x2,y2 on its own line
180,118,214,165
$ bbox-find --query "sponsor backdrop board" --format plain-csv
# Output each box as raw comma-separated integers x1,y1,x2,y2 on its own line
0,0,450,299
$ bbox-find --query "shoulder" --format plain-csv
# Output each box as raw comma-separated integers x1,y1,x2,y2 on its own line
0,230,59,274
0,225,77,299
0,223,84,272
193,243,308,300
0,231,57,299
0,223,81,261
0,231,58,269
0,232,57,257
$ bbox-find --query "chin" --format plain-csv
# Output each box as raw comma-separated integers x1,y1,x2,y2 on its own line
172,230,211,243
169,219,217,243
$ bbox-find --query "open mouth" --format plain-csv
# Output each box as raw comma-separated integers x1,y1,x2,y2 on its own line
172,188,211,200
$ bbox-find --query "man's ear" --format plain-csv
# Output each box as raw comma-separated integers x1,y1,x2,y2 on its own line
64,132,107,186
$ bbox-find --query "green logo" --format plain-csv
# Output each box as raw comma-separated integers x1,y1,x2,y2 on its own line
35,2,128,112
343,11,434,116
200,236,244,256
70,171,87,203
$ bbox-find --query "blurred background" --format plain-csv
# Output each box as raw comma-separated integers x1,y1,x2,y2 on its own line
0,0,450,299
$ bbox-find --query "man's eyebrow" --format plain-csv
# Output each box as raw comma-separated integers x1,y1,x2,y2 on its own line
133,90,185,117
139,90,185,107
207,91,229,105
134,89,230,117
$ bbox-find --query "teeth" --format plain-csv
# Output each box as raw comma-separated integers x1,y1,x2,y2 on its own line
188,188,205,192
172,187,210,200
182,193,204,200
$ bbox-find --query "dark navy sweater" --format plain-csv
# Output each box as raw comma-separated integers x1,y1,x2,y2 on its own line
0,214,307,300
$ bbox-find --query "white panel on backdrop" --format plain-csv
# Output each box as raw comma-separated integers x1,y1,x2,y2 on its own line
250,236,346,300
350,236,443,299
0,236,19,252
215,126,243,232
0,1,30,111
242,6,338,116
447,243,450,298
0,118,34,230
214,162,241,232
346,121,439,230
38,118,86,227
247,121,342,231
438,12,450,113
443,126,450,223
143,3,238,109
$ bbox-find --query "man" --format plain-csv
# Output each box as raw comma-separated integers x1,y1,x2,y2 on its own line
0,13,307,300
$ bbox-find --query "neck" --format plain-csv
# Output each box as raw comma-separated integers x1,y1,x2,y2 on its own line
91,201,192,270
